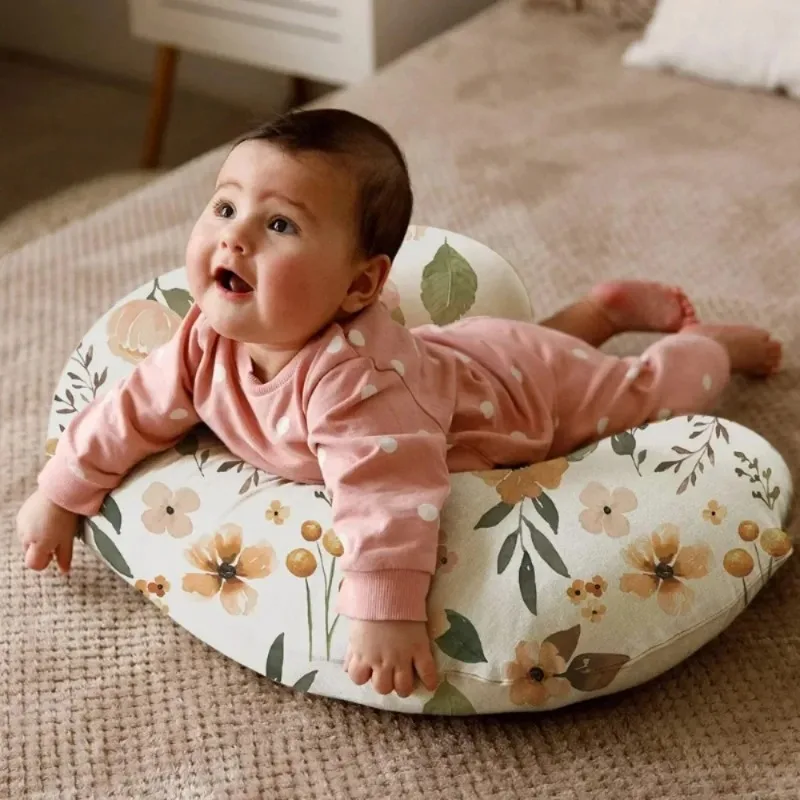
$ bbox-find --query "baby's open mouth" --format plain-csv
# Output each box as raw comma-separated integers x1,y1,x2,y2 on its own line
215,268,254,294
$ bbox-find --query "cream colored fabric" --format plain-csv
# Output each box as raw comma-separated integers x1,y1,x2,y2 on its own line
2,0,799,793
625,0,800,98
47,233,791,715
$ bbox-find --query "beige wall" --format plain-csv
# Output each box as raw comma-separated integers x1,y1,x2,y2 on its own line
1,0,291,113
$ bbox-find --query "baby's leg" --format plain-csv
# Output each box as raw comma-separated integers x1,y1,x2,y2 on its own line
545,324,778,457
539,281,697,347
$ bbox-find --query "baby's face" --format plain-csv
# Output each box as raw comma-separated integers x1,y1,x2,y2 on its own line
186,139,364,349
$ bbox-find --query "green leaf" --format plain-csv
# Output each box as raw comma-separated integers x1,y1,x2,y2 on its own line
161,287,194,318
677,475,690,495
565,652,630,692
292,670,318,693
474,501,515,530
175,432,198,457
637,449,647,465
100,495,122,534
218,460,240,472
420,241,478,325
567,442,598,462
611,432,636,457
532,492,559,534
523,518,569,578
518,551,537,615
422,679,476,715
543,625,581,663
654,461,678,473
497,530,518,575
671,446,691,455
87,519,132,578
770,485,781,501
265,633,284,682
435,610,487,663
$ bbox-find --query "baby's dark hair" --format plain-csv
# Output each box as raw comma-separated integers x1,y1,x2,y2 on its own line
236,109,413,262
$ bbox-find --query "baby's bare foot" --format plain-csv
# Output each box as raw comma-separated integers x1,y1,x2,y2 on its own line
589,281,698,334
685,324,782,376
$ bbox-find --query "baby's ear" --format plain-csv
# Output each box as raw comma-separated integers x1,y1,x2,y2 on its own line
340,255,391,315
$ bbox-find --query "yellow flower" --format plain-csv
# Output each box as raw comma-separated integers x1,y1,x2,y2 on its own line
619,524,712,616
566,580,586,604
582,599,607,623
301,520,322,541
182,524,276,615
286,548,317,578
737,520,760,542
45,438,59,458
579,482,638,538
141,482,200,538
723,549,754,578
702,500,727,526
322,530,344,557
506,640,571,707
759,529,792,559
265,500,290,525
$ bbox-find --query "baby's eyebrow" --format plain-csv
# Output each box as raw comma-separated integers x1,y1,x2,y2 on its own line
214,179,315,222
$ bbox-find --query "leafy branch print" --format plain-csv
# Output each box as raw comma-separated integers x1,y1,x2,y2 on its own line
654,417,730,494
54,341,108,416
733,451,782,510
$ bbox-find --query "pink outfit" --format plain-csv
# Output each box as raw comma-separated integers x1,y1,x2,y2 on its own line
39,302,729,621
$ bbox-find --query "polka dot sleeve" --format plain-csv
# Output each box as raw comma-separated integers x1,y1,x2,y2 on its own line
306,357,451,622
38,305,204,516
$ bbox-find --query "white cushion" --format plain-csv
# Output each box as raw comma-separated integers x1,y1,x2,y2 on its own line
47,226,794,714
624,0,800,99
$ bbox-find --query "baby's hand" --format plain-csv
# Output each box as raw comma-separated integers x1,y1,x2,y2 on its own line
16,489,80,573
345,619,439,697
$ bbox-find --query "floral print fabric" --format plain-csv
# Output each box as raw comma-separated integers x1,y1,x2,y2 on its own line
46,227,793,715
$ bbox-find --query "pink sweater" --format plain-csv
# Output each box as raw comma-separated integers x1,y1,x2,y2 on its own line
39,301,729,620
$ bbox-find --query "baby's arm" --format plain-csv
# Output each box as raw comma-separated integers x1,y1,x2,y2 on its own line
17,305,205,572
306,358,450,697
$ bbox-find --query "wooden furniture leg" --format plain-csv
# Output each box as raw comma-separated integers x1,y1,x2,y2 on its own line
141,45,180,169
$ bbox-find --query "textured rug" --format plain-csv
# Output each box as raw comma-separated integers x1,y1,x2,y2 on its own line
2,3,798,798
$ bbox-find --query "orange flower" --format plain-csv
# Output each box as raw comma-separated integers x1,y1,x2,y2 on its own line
107,299,182,364
702,500,727,526
182,523,276,615
147,575,171,597
265,500,290,525
322,530,344,557
435,529,459,574
585,575,608,597
759,529,792,559
506,640,571,707
737,521,760,542
619,524,712,616
300,521,322,541
141,482,200,538
582,599,607,623
566,580,586,604
480,458,569,505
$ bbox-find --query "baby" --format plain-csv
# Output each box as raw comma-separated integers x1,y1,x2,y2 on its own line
17,109,781,698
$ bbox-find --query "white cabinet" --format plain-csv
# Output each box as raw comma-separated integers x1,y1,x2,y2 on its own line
129,0,495,85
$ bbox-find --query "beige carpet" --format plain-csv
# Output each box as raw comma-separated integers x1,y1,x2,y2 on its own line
2,4,799,798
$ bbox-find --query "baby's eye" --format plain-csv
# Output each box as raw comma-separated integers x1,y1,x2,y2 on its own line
213,200,235,219
268,217,298,235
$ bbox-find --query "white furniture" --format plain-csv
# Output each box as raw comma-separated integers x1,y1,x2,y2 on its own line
128,0,495,166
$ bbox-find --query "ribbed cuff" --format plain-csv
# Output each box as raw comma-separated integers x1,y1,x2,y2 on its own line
336,569,431,621
38,455,105,517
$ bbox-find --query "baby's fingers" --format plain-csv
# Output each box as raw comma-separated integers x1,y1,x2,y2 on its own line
371,665,395,696
25,544,53,572
55,537,74,574
414,649,439,692
347,657,373,687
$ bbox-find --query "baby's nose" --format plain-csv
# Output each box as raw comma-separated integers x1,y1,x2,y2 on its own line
221,228,249,255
